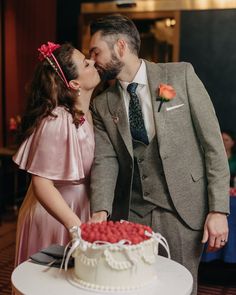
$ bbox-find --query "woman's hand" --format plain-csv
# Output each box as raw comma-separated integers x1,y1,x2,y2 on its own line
68,225,81,239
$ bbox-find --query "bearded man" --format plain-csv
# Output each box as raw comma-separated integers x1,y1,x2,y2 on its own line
88,14,230,295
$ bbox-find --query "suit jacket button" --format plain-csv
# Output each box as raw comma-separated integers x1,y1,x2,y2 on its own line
144,192,150,197
142,175,147,180
138,159,144,163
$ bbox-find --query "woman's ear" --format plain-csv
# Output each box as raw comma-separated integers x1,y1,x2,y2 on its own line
69,79,80,91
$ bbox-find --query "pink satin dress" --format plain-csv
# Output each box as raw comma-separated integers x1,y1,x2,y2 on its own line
13,106,94,265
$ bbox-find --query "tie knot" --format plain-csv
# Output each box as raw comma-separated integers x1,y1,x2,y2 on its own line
127,82,138,95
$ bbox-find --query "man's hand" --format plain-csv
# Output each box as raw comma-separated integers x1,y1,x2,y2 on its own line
202,212,229,252
89,211,108,223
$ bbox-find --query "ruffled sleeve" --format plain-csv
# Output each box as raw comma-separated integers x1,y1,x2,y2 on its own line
13,107,85,181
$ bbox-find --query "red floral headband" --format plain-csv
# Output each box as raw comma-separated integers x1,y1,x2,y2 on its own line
38,41,70,89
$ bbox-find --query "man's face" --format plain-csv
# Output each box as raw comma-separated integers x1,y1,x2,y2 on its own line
89,31,124,81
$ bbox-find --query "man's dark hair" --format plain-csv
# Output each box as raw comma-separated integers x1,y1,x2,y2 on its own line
90,14,141,55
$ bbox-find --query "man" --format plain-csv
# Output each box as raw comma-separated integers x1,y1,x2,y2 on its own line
89,14,229,295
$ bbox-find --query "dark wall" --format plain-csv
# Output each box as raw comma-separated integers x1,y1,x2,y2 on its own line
56,0,80,47
180,9,236,134
0,1,5,146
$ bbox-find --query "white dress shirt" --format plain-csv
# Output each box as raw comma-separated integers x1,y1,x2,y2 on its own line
119,59,155,142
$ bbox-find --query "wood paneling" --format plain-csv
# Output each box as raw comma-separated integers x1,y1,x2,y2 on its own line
80,11,180,62
81,0,236,13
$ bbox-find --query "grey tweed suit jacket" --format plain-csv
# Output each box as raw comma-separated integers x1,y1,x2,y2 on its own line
90,61,230,230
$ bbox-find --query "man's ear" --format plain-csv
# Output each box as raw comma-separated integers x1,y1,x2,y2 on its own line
69,79,80,91
115,39,126,58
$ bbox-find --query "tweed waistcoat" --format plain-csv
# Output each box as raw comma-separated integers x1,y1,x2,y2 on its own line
130,136,174,217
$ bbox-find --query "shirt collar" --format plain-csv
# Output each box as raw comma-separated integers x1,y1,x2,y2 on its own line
119,59,148,91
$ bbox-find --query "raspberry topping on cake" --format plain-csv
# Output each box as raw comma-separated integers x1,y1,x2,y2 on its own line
80,221,152,244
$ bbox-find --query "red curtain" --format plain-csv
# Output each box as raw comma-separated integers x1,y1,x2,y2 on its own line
3,0,57,146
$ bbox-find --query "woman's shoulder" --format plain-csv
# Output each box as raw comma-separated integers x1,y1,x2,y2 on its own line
42,106,73,125
51,106,71,118
13,105,86,181
35,106,74,140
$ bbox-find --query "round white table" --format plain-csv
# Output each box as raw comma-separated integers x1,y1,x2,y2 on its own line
12,256,193,295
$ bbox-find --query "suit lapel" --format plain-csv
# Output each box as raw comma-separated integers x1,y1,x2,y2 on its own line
145,61,167,148
107,83,133,157
106,61,167,156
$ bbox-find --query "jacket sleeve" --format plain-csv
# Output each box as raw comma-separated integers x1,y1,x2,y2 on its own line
90,97,119,216
185,62,230,214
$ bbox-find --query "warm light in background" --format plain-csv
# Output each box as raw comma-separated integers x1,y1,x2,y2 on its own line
82,0,236,13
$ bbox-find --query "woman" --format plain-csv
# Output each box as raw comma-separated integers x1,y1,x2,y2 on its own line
222,130,236,187
13,41,100,265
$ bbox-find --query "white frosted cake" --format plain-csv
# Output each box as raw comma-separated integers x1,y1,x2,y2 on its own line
66,221,170,291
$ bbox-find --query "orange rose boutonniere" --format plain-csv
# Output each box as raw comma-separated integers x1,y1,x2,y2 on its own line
156,83,176,112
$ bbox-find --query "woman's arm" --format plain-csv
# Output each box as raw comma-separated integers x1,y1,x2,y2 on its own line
32,175,81,230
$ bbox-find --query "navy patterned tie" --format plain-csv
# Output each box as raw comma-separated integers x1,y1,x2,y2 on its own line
127,83,149,145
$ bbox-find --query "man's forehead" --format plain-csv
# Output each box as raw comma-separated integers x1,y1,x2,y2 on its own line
90,31,103,42
90,36,108,51
90,33,100,46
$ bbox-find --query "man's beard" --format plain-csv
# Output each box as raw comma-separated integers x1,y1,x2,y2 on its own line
96,53,124,81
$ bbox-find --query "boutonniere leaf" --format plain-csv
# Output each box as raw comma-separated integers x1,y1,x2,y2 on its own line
156,83,176,112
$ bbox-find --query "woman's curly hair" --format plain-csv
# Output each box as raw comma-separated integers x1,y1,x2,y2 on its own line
19,43,83,144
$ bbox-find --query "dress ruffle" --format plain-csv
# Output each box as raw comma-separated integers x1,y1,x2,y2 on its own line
13,107,93,182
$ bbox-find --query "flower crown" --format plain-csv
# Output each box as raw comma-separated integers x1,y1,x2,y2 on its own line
38,41,70,88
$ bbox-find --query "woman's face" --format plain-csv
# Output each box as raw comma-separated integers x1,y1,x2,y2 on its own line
222,132,235,152
72,49,100,90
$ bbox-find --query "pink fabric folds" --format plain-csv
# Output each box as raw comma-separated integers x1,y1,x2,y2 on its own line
13,106,94,265
13,106,94,182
